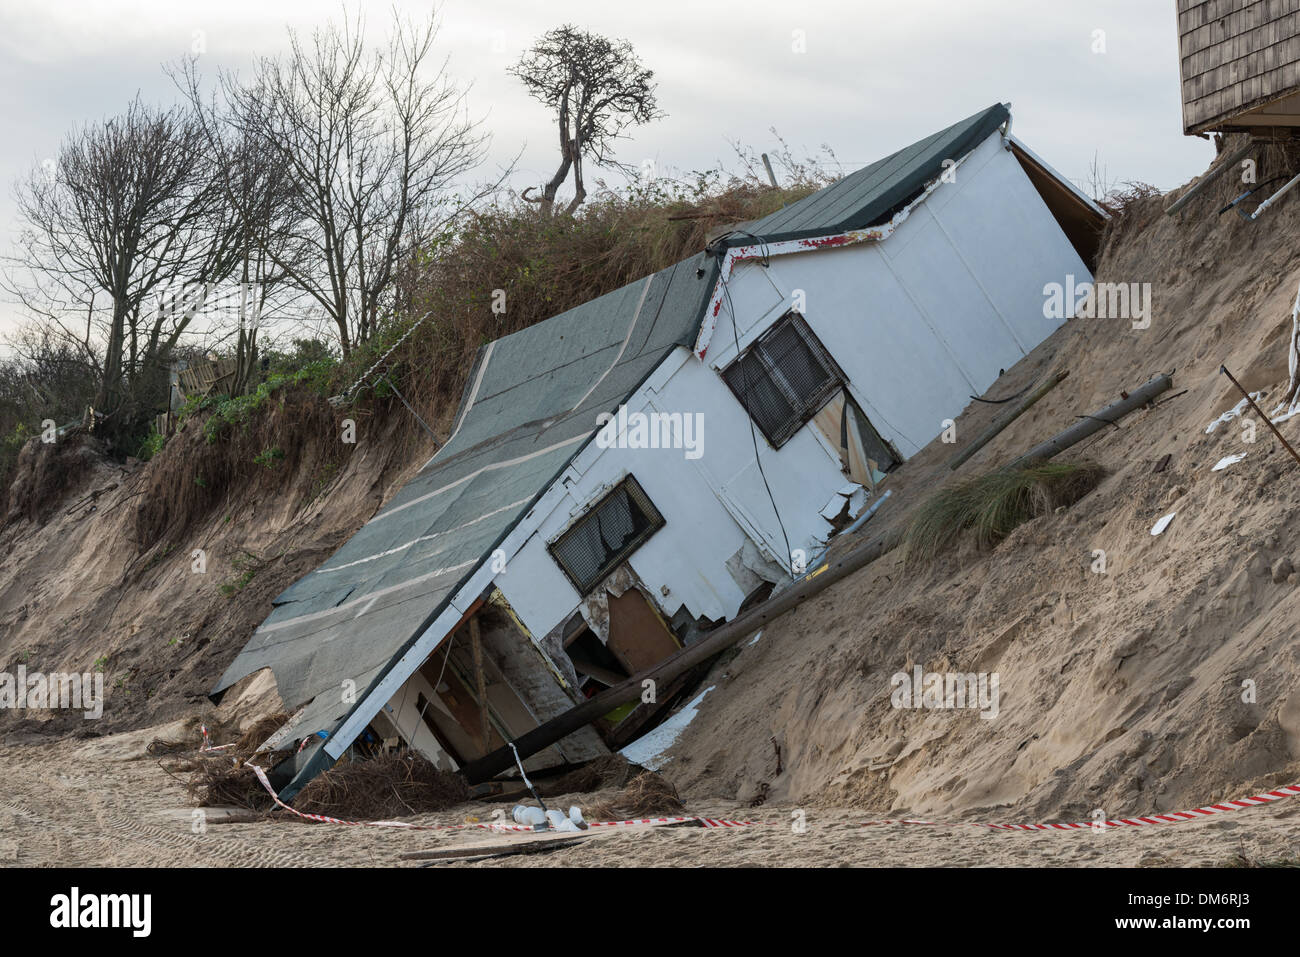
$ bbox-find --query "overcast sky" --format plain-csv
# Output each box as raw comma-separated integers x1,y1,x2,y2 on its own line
0,0,1209,342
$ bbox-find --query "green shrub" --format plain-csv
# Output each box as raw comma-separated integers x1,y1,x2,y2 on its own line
253,447,285,469
138,427,166,461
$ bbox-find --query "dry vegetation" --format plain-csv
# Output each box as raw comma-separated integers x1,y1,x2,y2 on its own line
383,173,828,416
292,751,471,819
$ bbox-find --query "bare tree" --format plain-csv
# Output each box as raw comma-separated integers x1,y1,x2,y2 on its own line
182,96,303,395
0,324,100,431
511,25,662,216
4,97,245,437
185,10,496,356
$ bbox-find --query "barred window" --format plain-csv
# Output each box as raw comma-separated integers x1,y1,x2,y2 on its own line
549,476,665,595
722,311,842,447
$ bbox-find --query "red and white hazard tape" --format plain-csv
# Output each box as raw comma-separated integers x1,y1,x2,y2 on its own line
692,818,768,828
199,724,236,753
244,763,528,830
587,816,763,828
859,783,1300,830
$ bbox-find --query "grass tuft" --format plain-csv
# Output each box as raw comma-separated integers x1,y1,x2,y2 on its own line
901,460,1105,565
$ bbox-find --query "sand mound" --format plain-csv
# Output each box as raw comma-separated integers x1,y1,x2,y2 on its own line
0,389,436,742
3,430,102,526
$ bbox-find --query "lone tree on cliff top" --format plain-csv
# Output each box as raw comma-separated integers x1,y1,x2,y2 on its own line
511,25,663,217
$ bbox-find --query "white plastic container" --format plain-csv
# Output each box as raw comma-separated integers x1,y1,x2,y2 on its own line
511,805,546,826
545,809,568,828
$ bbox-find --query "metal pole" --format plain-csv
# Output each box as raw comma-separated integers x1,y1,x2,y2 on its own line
380,374,439,446
1164,141,1254,217
1245,169,1300,222
1220,365,1300,469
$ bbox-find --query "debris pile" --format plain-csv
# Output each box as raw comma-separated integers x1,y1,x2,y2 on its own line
293,751,470,819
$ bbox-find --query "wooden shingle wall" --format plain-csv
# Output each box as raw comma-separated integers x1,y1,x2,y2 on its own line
1178,0,1300,133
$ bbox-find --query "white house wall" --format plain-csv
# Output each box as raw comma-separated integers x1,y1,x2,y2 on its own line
707,130,1091,458
495,133,1090,647
492,347,849,645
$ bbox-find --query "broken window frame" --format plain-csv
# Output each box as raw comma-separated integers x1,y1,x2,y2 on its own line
548,474,666,597
721,310,845,448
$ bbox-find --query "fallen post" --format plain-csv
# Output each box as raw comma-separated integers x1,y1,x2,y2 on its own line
948,370,1069,471
1010,373,1173,466
460,525,903,783
469,616,490,753
399,832,592,863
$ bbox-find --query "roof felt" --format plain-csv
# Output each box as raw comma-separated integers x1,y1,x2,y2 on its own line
737,103,1010,243
213,252,718,740
215,104,1013,774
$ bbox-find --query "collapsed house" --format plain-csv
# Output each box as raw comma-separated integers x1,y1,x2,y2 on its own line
211,102,1106,797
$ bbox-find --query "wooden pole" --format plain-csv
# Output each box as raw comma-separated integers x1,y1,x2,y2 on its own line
469,616,490,754
948,370,1069,471
460,527,902,784
1011,374,1173,466
1163,140,1254,217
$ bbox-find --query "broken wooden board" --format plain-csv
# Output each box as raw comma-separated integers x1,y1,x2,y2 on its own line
401,831,593,863
154,806,265,826
399,820,684,864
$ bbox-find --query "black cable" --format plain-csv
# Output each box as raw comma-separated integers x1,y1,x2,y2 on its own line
718,250,796,580
969,374,1039,404
1218,175,1288,216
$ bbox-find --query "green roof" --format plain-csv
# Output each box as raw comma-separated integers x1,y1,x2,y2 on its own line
737,103,1010,243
